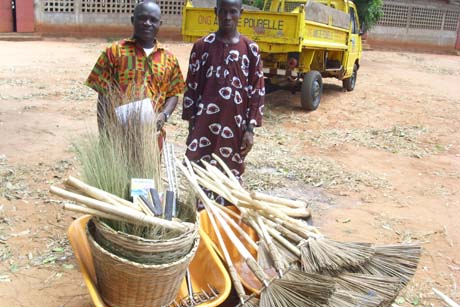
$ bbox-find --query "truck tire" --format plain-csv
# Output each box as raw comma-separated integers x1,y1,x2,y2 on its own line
342,64,357,91
301,71,322,111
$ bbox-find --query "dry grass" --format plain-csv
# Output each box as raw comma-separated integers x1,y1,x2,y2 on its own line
304,125,442,157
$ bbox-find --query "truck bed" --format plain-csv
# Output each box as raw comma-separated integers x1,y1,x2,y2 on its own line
182,0,350,53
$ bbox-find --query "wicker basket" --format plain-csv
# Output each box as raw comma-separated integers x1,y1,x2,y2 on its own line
87,221,199,307
92,218,198,264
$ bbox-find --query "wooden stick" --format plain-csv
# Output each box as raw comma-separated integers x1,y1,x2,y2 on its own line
177,157,269,286
432,288,460,307
61,202,129,221
50,186,190,232
211,153,241,187
250,191,307,209
212,203,258,250
66,176,140,211
256,216,286,276
232,189,317,233
266,225,302,257
205,201,248,305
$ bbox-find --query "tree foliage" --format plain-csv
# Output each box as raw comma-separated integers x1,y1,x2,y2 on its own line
354,0,384,30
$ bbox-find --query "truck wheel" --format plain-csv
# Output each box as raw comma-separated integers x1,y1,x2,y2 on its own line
301,71,322,111
342,64,358,92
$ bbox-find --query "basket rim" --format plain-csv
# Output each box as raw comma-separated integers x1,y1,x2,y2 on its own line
87,223,200,269
94,217,199,244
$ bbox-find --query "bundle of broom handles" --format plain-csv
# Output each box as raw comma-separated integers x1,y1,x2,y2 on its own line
49,176,193,233
178,157,349,307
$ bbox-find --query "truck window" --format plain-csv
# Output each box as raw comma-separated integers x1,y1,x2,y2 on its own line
350,7,358,34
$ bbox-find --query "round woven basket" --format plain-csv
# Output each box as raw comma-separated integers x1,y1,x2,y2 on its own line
92,218,198,264
87,221,200,307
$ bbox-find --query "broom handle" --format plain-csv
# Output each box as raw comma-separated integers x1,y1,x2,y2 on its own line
61,202,125,221
204,201,247,304
201,159,244,193
66,176,141,211
268,214,317,240
194,171,239,205
256,216,285,276
232,189,317,234
177,159,269,286
193,162,240,205
250,191,306,209
211,153,241,187
432,288,460,307
263,217,304,243
50,186,189,232
257,201,311,218
212,204,258,250
265,225,302,257
209,204,269,286
217,204,242,220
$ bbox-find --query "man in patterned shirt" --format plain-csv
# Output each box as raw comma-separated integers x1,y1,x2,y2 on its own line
86,1,185,131
182,0,265,179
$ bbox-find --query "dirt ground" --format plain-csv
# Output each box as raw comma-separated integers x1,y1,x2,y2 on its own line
0,38,459,307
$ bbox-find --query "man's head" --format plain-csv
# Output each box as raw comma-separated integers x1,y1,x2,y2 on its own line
131,1,162,48
215,0,243,34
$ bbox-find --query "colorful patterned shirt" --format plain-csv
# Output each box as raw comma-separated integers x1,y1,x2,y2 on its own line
86,38,185,110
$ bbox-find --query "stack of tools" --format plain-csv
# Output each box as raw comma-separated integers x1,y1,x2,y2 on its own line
50,98,203,307
177,154,422,307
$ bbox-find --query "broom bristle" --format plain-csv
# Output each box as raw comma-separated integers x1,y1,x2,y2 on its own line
357,244,421,286
273,240,298,265
300,238,375,273
257,241,275,270
260,277,332,307
335,272,401,303
329,289,383,307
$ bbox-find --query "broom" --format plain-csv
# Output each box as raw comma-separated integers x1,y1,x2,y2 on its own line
178,158,338,307
233,190,375,273
194,156,375,274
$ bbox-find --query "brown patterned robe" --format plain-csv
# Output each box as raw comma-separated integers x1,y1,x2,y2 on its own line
182,33,265,177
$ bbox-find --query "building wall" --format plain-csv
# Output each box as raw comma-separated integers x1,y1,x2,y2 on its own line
0,0,14,32
369,1,460,49
34,0,184,36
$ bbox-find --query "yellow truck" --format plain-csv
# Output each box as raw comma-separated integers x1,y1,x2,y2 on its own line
182,0,364,110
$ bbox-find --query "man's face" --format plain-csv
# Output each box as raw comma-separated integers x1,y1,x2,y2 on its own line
215,0,242,33
132,3,162,43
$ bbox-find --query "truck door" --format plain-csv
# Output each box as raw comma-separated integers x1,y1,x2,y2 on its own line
344,5,360,77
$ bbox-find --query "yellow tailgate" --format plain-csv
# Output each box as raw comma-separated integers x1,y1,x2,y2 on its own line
182,2,302,53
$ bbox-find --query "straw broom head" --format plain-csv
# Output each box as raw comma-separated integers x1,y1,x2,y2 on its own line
334,272,401,304
300,238,375,273
357,243,421,287
329,289,383,307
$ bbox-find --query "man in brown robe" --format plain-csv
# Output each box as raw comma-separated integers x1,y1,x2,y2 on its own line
182,0,265,180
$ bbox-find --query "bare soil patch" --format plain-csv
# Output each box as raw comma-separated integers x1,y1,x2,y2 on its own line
0,38,459,306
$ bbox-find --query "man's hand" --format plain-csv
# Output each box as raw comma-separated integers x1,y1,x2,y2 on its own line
240,131,254,157
156,112,167,130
